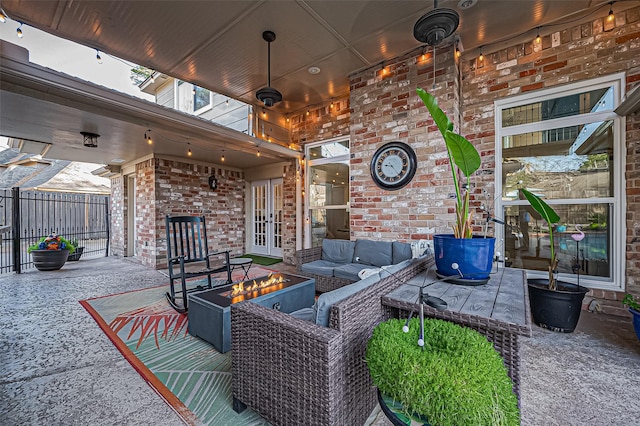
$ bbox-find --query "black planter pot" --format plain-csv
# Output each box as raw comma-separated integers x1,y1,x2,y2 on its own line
31,249,69,271
67,247,84,261
528,279,589,333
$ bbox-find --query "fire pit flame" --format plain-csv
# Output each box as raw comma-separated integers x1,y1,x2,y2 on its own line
230,272,285,297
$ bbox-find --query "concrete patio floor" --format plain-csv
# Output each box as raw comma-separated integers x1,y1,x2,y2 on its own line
1,256,638,425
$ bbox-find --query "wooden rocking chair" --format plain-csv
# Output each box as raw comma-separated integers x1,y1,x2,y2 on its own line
165,215,232,313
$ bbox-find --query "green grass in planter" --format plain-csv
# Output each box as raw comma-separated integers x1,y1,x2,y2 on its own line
366,318,519,426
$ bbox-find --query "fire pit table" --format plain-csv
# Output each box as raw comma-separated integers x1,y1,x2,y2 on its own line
187,272,315,353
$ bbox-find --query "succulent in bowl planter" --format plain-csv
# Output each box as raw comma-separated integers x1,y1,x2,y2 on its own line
416,88,495,280
520,189,589,332
28,233,76,271
366,318,519,425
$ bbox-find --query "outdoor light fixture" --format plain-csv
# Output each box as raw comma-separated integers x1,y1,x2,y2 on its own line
608,2,615,22
256,30,283,107
81,132,99,148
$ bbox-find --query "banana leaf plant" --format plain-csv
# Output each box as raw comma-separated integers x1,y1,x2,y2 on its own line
416,88,481,238
520,188,561,290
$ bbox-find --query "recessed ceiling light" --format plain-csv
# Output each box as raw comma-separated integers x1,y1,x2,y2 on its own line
308,66,321,74
111,158,125,163
458,0,477,9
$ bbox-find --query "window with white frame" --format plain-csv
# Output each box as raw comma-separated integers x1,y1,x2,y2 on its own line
306,138,350,248
495,74,625,290
176,80,212,115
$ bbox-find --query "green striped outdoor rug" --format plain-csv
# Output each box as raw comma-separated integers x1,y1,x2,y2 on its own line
80,267,276,425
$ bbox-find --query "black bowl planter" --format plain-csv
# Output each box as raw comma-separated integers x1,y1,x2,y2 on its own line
528,279,589,333
67,246,84,261
31,249,70,271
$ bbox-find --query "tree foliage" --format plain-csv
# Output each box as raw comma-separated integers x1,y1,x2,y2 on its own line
129,65,153,86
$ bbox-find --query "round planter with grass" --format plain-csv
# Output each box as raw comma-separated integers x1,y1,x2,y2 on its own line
366,318,519,426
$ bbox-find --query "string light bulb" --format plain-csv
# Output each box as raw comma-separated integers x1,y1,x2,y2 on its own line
96,49,102,64
478,51,484,62
306,110,310,116
608,2,614,22
16,22,23,38
144,130,152,145
150,73,155,83
187,143,192,156
535,27,541,44
226,98,230,106
221,152,225,162
256,150,261,157
0,10,7,23
455,42,461,58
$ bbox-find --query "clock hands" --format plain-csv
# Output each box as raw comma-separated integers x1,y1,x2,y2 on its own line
384,162,401,175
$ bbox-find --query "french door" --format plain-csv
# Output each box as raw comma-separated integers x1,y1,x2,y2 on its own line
250,179,283,257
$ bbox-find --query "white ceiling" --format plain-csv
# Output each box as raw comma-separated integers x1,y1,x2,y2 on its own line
0,0,632,169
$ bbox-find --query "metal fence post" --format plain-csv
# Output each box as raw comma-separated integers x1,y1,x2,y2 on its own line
12,187,21,274
105,197,110,257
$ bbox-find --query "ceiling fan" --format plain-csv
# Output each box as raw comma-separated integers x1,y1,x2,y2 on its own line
413,0,460,46
256,30,283,107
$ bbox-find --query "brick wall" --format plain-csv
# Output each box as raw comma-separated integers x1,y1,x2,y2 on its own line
459,5,640,312
349,46,461,242
282,160,298,264
289,96,351,146
134,159,157,267
154,158,245,269
344,5,640,312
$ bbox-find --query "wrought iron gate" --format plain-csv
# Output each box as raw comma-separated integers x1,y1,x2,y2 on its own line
0,187,110,274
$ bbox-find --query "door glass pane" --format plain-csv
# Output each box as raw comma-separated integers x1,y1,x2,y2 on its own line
502,120,613,201
308,140,349,159
502,203,610,278
273,183,283,249
253,185,266,246
501,86,614,127
309,162,349,207
310,208,350,247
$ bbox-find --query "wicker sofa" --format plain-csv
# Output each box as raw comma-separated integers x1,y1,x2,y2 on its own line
296,238,418,293
231,255,434,426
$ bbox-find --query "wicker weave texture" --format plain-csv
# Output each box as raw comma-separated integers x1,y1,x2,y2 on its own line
232,256,434,426
295,246,356,293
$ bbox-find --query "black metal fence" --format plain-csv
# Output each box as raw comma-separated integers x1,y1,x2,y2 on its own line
0,187,110,274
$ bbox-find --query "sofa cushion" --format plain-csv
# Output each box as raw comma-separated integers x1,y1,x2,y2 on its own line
314,271,381,327
289,307,315,322
392,241,412,264
333,263,372,280
300,259,342,277
322,239,356,264
353,239,393,267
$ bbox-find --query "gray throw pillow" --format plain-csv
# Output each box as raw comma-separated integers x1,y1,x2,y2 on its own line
392,241,412,264
322,239,355,264
353,239,393,267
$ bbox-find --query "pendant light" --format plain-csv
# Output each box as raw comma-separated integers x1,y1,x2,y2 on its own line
256,31,283,107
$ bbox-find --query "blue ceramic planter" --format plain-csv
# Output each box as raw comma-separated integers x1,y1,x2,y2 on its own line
433,234,495,281
630,308,640,342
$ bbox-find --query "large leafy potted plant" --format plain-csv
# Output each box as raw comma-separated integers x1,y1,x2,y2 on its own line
28,233,76,271
622,294,640,342
366,317,519,425
521,189,588,333
416,88,494,281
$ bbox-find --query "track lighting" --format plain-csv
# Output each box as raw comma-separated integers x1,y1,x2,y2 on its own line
96,49,102,64
16,22,23,38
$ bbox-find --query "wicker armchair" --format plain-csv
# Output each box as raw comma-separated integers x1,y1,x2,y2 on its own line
295,246,356,293
231,256,434,426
